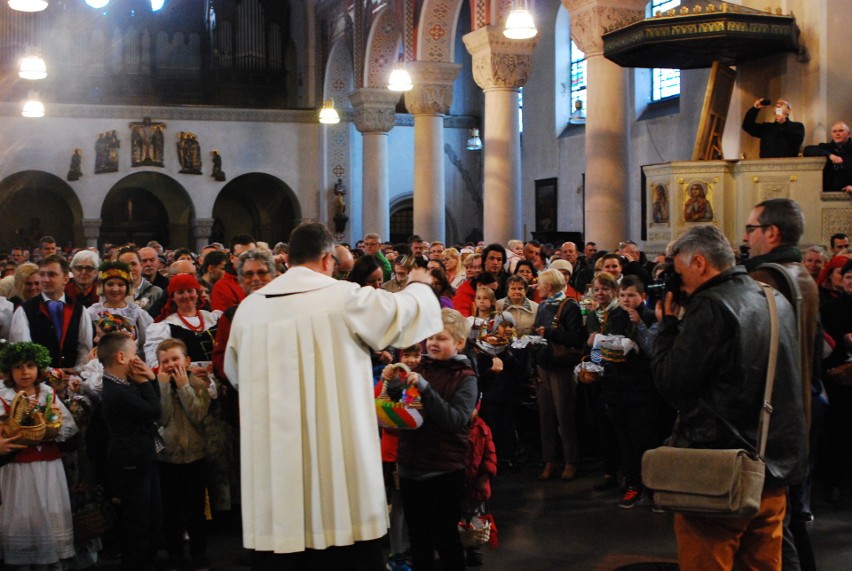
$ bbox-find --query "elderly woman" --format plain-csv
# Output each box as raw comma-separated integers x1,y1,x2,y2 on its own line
533,268,584,481
144,273,222,369
87,261,153,354
496,275,539,336
441,247,465,290
7,262,41,309
66,250,101,308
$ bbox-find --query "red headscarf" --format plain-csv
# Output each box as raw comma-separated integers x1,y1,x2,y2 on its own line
816,255,850,288
155,273,202,322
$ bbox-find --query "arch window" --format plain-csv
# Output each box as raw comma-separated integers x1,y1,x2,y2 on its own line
649,0,680,101
569,40,587,115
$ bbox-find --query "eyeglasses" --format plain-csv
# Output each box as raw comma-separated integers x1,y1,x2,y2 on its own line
330,253,341,266
73,265,96,272
744,224,770,235
242,270,270,279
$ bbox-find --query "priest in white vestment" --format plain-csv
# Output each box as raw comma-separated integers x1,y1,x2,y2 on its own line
225,222,442,569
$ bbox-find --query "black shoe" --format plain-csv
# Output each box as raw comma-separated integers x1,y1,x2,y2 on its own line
594,475,619,491
465,547,484,567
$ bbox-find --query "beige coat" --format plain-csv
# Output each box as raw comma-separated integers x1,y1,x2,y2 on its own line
224,267,442,553
157,371,211,464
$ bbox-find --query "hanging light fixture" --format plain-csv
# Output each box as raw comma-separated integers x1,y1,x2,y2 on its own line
466,128,483,151
19,54,47,80
8,0,48,11
22,92,45,117
318,100,340,124
85,0,109,8
151,0,164,10
503,0,537,39
387,57,413,92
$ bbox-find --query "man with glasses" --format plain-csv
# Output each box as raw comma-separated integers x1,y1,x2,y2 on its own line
225,222,440,570
361,233,392,281
66,249,101,308
10,254,93,370
744,198,821,570
653,225,806,570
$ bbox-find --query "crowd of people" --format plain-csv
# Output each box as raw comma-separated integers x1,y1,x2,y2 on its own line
0,204,849,570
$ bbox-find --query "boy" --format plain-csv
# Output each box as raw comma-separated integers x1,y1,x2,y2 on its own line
156,338,212,571
396,309,478,571
99,331,162,571
600,276,670,509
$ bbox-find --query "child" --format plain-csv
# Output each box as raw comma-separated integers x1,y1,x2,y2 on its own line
0,341,78,568
593,276,669,509
156,338,212,571
467,286,497,342
462,401,498,567
98,331,162,571
396,308,478,571
379,345,422,571
505,239,523,274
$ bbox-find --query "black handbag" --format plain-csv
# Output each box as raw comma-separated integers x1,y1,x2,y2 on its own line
549,298,583,367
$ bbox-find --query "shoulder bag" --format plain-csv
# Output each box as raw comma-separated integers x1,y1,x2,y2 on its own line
549,297,583,367
641,282,780,517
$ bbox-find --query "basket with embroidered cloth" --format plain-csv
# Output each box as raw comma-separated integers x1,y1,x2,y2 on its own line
375,363,424,429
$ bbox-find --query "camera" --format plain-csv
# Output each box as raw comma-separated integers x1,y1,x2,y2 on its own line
646,259,684,304
760,98,771,106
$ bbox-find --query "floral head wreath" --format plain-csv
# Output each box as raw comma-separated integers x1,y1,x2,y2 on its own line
0,341,52,375
98,260,132,287
95,311,137,337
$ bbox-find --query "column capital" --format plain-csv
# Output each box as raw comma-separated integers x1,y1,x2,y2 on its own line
348,88,400,134
192,217,215,239
560,0,645,56
81,218,101,241
463,25,539,91
404,61,461,116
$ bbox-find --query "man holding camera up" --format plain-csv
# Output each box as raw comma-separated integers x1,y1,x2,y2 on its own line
742,98,805,158
652,225,807,570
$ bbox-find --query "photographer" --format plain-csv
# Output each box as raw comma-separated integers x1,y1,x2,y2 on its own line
742,98,805,158
652,225,807,570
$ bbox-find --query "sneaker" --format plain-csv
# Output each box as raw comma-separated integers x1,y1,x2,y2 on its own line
387,553,412,571
618,486,643,509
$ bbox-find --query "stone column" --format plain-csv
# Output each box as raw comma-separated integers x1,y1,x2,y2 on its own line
81,218,101,249
562,0,645,249
405,61,461,242
464,26,538,245
192,217,215,252
349,88,400,239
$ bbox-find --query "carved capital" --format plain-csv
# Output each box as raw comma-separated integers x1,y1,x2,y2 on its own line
81,218,102,240
463,25,538,90
404,61,461,116
348,88,400,133
192,217,215,239
560,0,645,56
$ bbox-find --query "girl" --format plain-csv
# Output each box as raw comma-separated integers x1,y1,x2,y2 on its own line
0,341,78,570
87,261,153,355
467,286,496,342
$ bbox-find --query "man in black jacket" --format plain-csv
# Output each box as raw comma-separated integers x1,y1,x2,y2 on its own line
803,121,852,193
652,225,807,570
100,332,162,571
742,98,805,158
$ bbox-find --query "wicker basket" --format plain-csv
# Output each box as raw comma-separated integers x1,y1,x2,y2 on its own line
2,391,47,444
577,355,603,384
459,518,491,547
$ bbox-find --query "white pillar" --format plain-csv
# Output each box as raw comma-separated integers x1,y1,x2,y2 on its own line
350,88,399,240
405,61,461,243
464,26,538,245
